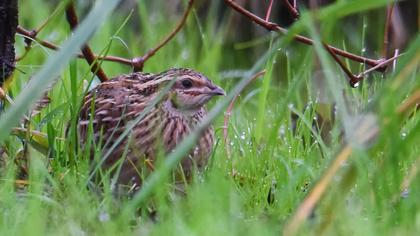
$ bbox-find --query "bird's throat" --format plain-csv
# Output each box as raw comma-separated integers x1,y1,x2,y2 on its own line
164,99,200,117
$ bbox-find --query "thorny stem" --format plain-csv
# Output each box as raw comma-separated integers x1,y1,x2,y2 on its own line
65,2,109,82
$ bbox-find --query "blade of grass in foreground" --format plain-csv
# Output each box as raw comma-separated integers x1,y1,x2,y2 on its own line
0,0,121,144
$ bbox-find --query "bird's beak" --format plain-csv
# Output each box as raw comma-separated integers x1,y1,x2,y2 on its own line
209,85,226,96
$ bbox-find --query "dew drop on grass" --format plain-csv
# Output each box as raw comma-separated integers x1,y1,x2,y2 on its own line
181,49,189,60
240,132,246,140
99,211,110,222
279,125,285,136
401,132,407,139
401,188,409,198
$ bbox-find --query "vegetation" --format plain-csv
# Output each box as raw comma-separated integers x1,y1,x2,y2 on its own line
0,0,419,235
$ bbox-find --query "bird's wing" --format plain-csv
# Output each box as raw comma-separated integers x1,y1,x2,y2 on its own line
78,75,152,148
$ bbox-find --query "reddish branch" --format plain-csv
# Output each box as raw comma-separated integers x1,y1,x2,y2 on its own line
16,26,130,64
283,0,299,19
16,0,195,74
383,3,395,58
265,0,274,21
323,42,359,86
357,52,404,79
65,2,108,82
225,0,383,70
17,26,58,50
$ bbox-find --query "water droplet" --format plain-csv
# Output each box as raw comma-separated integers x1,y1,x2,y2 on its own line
181,49,189,60
279,125,285,136
240,132,246,140
352,82,360,88
401,188,409,198
99,211,110,222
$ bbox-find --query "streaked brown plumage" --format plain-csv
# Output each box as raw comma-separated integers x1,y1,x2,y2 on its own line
77,68,225,189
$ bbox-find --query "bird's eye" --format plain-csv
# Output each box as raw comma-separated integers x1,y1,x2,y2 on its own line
181,79,193,88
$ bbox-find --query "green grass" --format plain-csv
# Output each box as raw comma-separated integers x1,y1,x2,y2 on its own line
1,0,419,235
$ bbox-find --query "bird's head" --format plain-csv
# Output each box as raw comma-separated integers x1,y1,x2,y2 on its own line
157,68,225,111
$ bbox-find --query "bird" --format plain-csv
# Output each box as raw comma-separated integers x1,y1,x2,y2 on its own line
77,68,225,191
